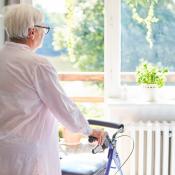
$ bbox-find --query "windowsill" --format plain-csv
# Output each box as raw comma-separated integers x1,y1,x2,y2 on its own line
109,85,175,104
106,86,175,122
107,98,175,106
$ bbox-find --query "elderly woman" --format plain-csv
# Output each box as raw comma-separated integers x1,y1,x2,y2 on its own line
0,4,105,175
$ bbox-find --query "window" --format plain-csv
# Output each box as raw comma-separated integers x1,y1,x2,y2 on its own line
105,0,175,100
121,1,175,86
33,0,105,119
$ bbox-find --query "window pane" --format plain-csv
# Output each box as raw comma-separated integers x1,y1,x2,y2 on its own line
121,1,175,73
33,0,104,73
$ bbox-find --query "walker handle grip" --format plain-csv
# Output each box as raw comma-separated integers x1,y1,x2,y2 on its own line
88,119,124,129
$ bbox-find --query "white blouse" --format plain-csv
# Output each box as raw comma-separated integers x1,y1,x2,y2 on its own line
0,42,92,175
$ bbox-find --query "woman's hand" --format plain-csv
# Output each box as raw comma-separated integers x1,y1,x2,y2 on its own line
89,129,107,145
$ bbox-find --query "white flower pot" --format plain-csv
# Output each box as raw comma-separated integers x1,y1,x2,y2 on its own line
141,84,159,102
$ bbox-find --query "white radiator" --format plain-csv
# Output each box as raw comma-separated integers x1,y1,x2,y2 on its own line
125,121,175,175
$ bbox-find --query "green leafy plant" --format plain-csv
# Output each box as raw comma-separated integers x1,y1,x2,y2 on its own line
53,0,104,72
136,60,168,87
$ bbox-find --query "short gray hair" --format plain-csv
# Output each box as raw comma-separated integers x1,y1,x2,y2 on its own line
3,4,44,39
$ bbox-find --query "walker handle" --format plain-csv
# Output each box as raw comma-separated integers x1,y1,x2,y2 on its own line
88,119,124,129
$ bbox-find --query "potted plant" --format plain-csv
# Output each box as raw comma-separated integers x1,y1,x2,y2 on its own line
136,60,168,101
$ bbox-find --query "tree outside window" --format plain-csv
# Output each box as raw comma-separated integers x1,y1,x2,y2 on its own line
122,0,175,74
33,0,104,119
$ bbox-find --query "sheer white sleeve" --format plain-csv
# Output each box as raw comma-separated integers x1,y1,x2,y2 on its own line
33,60,92,135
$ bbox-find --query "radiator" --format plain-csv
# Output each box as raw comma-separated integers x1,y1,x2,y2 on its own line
125,121,175,175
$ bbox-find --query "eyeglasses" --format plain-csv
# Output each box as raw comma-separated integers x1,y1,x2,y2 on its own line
34,25,50,34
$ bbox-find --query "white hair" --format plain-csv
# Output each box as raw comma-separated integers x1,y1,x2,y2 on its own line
3,4,44,39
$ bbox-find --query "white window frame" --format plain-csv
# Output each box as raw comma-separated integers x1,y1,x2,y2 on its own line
104,0,121,99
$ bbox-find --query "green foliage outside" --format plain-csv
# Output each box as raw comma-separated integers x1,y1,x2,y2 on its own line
122,0,175,72
51,0,171,72
35,0,175,73
53,0,104,72
51,0,175,74
125,0,159,7
136,60,168,87
125,0,162,48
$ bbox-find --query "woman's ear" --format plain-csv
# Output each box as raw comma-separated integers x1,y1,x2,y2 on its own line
27,28,35,40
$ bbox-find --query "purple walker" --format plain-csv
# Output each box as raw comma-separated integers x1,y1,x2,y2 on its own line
61,120,124,175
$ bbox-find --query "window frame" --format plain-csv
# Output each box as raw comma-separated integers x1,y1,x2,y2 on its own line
104,0,121,99
104,0,175,100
